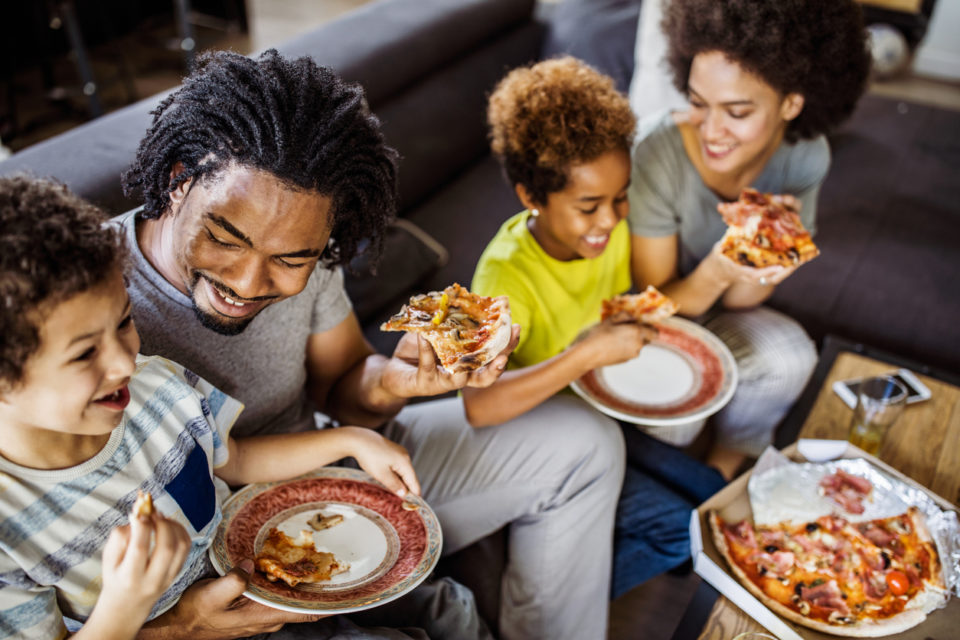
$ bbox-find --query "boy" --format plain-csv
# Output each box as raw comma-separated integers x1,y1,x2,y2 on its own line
0,176,418,639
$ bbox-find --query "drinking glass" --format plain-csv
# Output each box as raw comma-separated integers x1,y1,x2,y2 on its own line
732,632,777,640
847,375,907,455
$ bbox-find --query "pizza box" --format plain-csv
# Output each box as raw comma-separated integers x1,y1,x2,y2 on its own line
690,439,960,639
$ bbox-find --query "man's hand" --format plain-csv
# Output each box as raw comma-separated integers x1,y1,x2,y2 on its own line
381,324,520,397
705,241,797,289
138,560,324,640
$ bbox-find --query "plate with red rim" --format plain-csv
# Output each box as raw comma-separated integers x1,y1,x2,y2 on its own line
570,316,738,427
209,467,442,614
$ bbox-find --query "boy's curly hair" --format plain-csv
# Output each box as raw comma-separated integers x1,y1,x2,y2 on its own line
664,0,870,142
488,56,636,206
0,176,125,392
122,49,399,268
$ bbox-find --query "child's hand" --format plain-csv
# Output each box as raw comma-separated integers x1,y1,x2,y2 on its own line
97,511,192,620
341,427,421,498
578,320,657,371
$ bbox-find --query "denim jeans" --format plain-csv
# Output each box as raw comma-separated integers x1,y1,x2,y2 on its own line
611,424,727,599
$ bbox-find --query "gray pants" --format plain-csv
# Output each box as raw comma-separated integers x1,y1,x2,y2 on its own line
705,306,818,456
385,394,626,640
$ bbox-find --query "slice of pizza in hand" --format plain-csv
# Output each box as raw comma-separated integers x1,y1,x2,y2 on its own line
381,283,512,373
255,527,349,588
717,187,819,268
601,285,678,324
131,490,154,519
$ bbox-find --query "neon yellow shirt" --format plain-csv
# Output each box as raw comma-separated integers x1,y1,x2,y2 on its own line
471,210,631,369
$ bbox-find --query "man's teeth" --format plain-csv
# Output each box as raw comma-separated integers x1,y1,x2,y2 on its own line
221,294,247,307
100,389,121,402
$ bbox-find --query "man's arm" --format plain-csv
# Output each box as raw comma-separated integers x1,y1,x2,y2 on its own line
306,312,517,428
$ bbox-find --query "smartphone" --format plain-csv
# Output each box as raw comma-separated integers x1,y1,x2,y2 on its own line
831,368,932,409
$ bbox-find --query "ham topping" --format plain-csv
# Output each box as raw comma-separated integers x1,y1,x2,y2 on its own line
800,579,851,616
820,470,872,515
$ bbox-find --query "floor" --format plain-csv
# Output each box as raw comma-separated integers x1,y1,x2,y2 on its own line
2,2,956,638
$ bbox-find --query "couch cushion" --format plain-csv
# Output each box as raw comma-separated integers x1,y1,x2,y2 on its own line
275,0,537,105
768,95,960,372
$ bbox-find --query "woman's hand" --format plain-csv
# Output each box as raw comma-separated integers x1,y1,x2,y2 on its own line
382,324,520,397
339,427,421,498
703,240,797,288
575,320,657,371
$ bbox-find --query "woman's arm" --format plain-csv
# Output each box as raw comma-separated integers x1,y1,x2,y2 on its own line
630,234,788,315
215,426,419,497
462,321,654,427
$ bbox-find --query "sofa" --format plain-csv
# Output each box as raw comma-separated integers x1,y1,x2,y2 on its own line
4,0,960,634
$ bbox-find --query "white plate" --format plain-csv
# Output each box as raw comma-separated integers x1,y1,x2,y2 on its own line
570,316,737,427
209,467,442,614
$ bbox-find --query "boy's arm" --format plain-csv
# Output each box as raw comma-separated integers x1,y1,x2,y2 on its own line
215,426,418,497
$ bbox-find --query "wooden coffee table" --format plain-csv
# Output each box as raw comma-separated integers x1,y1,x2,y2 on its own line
672,335,960,640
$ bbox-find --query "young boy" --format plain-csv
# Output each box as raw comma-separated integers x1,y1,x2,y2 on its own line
0,176,419,639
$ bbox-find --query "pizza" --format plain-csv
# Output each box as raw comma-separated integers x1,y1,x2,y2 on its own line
601,285,678,324
710,507,947,636
381,283,512,373
717,187,819,268
132,490,154,518
255,527,349,588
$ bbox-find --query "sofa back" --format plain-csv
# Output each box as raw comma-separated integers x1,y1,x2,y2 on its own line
1,0,541,215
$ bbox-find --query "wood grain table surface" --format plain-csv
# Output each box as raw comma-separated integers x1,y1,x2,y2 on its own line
696,350,960,640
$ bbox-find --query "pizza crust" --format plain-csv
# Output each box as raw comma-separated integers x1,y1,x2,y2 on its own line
707,510,943,637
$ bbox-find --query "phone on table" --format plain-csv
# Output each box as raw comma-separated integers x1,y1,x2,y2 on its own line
831,368,932,410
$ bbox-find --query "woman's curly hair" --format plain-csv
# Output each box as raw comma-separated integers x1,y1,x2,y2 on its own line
0,176,126,392
122,49,399,267
664,0,871,142
488,56,636,206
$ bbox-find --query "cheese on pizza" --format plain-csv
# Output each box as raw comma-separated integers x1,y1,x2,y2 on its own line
601,286,678,324
718,188,819,268
381,283,511,373
255,527,349,588
710,508,946,636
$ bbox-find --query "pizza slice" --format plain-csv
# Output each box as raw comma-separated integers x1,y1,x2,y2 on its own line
132,490,154,518
381,283,512,373
601,285,678,324
709,507,947,636
717,188,819,268
255,527,349,588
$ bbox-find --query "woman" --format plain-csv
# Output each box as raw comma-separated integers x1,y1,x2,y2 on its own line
629,0,871,477
467,56,726,600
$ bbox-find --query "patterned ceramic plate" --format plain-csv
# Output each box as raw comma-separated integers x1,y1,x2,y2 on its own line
570,316,738,427
209,467,442,614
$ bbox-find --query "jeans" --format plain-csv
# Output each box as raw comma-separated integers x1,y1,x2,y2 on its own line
611,424,727,599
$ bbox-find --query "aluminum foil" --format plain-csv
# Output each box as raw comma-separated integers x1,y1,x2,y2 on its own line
747,447,960,601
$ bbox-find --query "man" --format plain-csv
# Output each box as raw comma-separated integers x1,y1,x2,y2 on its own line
119,50,624,640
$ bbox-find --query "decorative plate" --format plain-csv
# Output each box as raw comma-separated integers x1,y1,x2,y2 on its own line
570,316,738,427
209,467,442,614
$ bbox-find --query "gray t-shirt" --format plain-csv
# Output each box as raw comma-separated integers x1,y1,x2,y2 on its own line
628,110,830,276
116,209,353,438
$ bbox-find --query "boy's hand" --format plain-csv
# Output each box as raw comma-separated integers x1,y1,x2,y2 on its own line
341,427,421,498
137,560,325,640
383,324,520,396
97,512,192,619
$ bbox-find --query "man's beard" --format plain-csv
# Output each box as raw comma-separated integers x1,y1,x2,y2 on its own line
187,272,257,336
